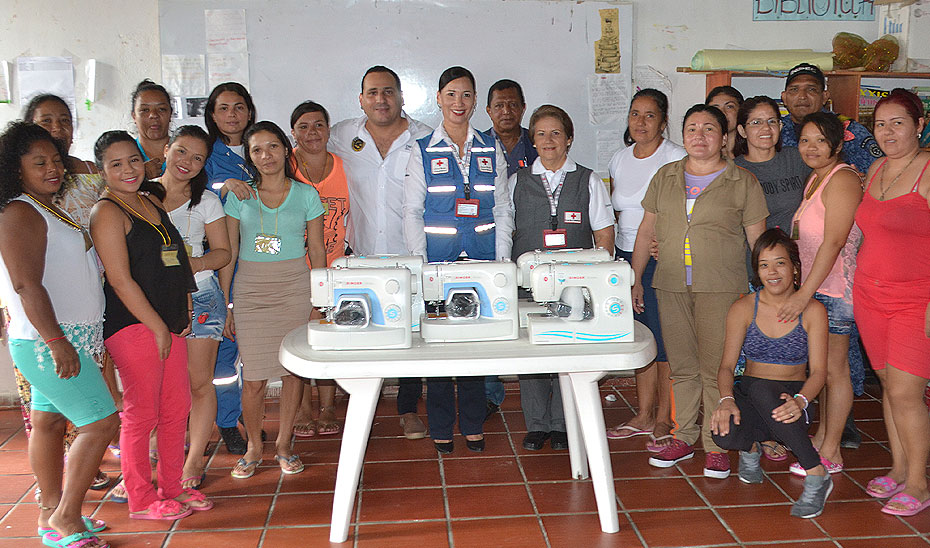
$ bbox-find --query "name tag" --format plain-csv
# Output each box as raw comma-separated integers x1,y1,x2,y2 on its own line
254,233,282,255
476,156,493,173
456,198,479,217
543,229,567,248
564,211,582,224
161,244,181,267
431,158,450,175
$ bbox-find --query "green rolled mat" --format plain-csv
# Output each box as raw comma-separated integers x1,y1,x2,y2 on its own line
691,49,835,71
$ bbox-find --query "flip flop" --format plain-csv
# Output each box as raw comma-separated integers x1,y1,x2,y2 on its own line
231,458,261,479
107,480,127,504
129,499,193,521
175,488,214,512
107,444,120,459
293,421,318,438
646,434,674,453
606,424,653,439
181,473,206,490
317,420,341,436
38,516,106,536
760,441,788,462
41,530,109,548
881,493,930,516
275,454,305,475
866,476,906,499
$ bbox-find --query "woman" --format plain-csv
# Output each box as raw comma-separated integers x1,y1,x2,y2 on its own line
130,80,173,179
90,131,211,519
637,104,768,478
855,89,930,516
205,82,257,199
158,126,231,488
403,66,512,453
779,112,862,478
288,100,350,438
21,93,117,487
606,89,684,450
220,121,326,478
0,122,119,548
711,228,832,518
706,86,744,159
511,104,614,451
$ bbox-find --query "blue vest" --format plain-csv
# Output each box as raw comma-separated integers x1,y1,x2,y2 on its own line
418,130,498,262
204,139,256,203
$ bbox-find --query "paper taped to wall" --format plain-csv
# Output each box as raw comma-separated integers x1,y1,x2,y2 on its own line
17,56,76,115
162,54,206,97
208,53,249,90
205,9,248,53
588,74,627,126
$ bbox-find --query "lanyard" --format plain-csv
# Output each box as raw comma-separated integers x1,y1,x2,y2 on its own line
109,193,171,247
450,139,474,199
257,182,288,235
543,171,567,230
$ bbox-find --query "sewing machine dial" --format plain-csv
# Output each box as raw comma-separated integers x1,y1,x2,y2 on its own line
605,297,624,316
493,297,510,314
384,304,402,322
608,273,620,285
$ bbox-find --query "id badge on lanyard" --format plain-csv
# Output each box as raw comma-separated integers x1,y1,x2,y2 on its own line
254,233,282,255
544,228,567,248
542,171,567,247
456,198,479,217
161,244,181,267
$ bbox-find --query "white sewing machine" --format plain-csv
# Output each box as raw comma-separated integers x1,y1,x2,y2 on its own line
420,261,519,343
515,248,613,328
330,255,425,332
307,267,413,350
527,260,635,344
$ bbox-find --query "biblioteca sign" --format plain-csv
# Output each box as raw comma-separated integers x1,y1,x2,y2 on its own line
754,0,877,21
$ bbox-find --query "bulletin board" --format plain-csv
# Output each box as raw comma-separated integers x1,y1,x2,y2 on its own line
157,0,633,174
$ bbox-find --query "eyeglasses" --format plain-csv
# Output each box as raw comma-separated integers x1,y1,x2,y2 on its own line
746,118,781,128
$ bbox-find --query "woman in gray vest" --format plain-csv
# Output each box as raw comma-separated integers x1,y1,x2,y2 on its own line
510,105,614,450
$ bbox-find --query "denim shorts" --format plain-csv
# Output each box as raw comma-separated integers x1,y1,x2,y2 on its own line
813,292,854,335
189,274,227,341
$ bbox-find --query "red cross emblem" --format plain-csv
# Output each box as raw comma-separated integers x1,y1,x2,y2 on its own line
431,158,449,174
564,211,582,224
476,156,493,173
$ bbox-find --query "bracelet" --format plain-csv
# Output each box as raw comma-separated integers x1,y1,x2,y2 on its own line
44,335,66,344
718,395,735,404
794,393,810,423
227,302,233,310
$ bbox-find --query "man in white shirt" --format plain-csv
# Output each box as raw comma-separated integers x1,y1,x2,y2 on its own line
329,66,432,439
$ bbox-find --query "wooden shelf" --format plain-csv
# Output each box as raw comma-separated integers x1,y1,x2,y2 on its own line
677,67,930,122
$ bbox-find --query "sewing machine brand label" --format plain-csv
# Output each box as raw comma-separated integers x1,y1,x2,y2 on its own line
476,156,493,173
564,211,582,224
431,158,450,174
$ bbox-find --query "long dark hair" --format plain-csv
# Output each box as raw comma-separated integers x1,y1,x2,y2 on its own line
799,111,845,162
168,125,212,210
751,228,802,289
0,122,69,209
131,79,172,116
623,88,670,146
242,121,295,185
733,96,783,158
93,130,166,200
682,104,729,135
205,82,256,145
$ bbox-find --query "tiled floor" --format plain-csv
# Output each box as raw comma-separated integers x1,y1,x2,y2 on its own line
1,379,929,547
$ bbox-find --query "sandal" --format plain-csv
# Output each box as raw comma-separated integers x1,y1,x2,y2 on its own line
760,441,788,462
89,470,110,491
181,473,206,490
231,458,261,479
41,530,109,548
317,407,341,436
606,424,652,439
107,480,127,504
175,488,214,512
881,492,930,516
107,444,120,459
129,499,192,521
38,516,106,536
646,434,674,453
293,421,318,438
866,476,906,499
275,454,305,475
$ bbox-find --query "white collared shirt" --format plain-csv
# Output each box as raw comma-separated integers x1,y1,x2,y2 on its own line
403,123,513,261
329,112,432,256
509,157,614,232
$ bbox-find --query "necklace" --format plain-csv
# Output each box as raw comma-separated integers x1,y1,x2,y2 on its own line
24,193,82,232
108,192,171,246
297,148,329,185
804,172,823,200
880,151,920,201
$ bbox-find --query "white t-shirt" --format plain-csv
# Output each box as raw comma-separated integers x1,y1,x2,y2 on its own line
609,139,686,251
168,190,225,283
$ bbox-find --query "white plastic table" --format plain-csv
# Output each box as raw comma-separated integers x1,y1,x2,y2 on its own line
280,321,656,543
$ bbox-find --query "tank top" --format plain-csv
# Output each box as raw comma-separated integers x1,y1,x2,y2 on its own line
792,163,862,302
100,196,197,339
742,292,808,366
0,195,105,341
855,158,930,284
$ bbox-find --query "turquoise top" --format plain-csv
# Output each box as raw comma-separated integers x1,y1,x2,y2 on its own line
224,179,325,262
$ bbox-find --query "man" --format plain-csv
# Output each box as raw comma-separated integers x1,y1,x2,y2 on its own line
780,63,882,174
780,63,871,449
330,66,432,440
485,79,538,177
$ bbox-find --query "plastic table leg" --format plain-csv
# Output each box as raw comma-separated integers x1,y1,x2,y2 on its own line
559,372,588,479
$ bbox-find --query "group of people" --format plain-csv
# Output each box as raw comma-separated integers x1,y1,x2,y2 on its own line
0,60,927,548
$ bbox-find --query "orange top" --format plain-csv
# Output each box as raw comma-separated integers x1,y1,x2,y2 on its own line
289,150,350,266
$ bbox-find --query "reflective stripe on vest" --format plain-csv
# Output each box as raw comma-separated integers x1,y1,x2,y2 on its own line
424,226,457,235
472,184,495,192
474,222,495,233
427,185,457,193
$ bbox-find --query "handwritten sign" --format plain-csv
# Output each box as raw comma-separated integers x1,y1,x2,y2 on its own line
753,0,876,21
205,9,247,53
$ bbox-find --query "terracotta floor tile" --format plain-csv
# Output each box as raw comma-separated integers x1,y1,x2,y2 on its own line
0,474,35,504
880,500,930,534
174,495,272,530
165,528,263,547
853,400,885,420
541,513,644,548
356,521,449,547
767,471,873,506
291,438,343,465
606,433,655,454
520,454,580,482
616,477,706,510
501,411,526,432
205,466,283,497
440,433,515,459
446,485,534,519
362,460,441,489
838,536,930,547
610,451,686,479
854,418,887,441
442,456,523,485
364,436,438,462
816,500,915,537
89,501,178,534
357,487,446,522
450,517,547,548
260,525,341,547
277,464,338,493
267,493,336,527
841,442,892,470
0,430,27,451
89,531,168,547
716,505,826,542
0,451,32,474
529,481,598,514
692,474,792,506
0,504,12,522
628,508,735,547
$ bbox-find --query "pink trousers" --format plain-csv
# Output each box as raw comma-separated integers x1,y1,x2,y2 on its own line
105,324,191,512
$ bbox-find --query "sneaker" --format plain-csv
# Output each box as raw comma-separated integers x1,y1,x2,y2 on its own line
738,450,763,484
648,439,694,468
791,473,833,518
789,456,843,477
703,451,731,479
219,426,247,455
400,413,427,440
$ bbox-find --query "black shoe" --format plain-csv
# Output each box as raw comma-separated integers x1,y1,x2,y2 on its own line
434,440,454,454
840,411,861,449
522,431,550,451
219,426,247,455
550,431,568,450
466,438,485,452
484,400,500,423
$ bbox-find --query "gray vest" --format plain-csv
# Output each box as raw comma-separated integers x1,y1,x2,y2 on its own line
511,165,594,260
